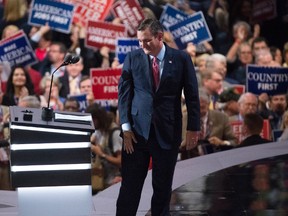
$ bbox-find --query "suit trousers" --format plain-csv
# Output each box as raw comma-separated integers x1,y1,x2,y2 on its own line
116,125,179,216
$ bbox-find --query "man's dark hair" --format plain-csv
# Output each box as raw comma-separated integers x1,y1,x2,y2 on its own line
251,36,268,49
243,113,264,135
64,97,80,109
137,18,163,36
50,41,67,54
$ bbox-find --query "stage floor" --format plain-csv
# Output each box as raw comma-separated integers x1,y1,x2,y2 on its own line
1,142,288,215
165,155,288,216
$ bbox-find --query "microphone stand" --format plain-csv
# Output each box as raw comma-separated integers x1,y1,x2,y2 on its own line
41,54,80,121
41,64,63,121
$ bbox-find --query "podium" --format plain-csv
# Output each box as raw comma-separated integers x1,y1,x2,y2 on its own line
9,106,94,216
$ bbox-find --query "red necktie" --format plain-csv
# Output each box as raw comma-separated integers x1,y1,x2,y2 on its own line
152,57,160,89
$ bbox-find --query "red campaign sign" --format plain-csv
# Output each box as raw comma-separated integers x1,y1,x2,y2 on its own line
112,0,145,37
230,119,271,144
261,119,271,140
90,68,121,100
230,121,243,144
58,0,114,26
85,21,126,51
252,0,277,22
231,84,245,94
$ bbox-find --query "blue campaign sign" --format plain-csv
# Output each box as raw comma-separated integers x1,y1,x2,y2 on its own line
168,11,212,50
247,65,288,96
159,4,188,30
116,38,140,64
0,31,37,67
28,0,74,34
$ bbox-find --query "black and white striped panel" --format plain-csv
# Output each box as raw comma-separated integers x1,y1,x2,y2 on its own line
10,124,92,188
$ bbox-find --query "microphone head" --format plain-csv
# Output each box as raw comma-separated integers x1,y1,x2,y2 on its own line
71,55,80,64
62,54,73,66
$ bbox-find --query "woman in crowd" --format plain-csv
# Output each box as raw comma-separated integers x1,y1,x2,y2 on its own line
278,111,288,141
1,66,34,106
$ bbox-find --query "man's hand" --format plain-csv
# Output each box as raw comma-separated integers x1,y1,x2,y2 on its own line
123,131,137,154
186,131,199,150
208,136,223,146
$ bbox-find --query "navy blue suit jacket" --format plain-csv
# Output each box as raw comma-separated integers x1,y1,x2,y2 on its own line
118,45,200,149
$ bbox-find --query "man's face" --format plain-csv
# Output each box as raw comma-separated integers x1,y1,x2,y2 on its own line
239,45,253,65
137,28,163,56
253,41,268,55
204,72,223,95
270,94,287,114
64,101,79,112
239,95,258,116
80,79,92,94
66,59,83,78
48,44,65,63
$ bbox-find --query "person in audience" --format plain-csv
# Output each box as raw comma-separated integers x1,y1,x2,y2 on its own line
251,36,269,59
201,68,224,109
63,97,80,112
186,42,197,64
18,95,41,108
270,46,283,66
283,42,288,67
86,103,122,193
194,53,210,86
261,94,287,131
1,24,19,39
206,53,237,88
227,42,253,85
230,92,258,121
29,24,52,72
79,75,95,106
39,41,67,77
238,113,271,148
181,88,237,158
278,110,288,141
0,0,29,37
254,48,280,67
59,56,84,98
216,87,240,117
226,21,252,63
2,66,34,106
39,75,64,111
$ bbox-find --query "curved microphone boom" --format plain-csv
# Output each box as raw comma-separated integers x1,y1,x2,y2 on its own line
41,54,80,121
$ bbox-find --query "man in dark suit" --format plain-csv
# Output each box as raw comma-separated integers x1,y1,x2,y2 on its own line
116,19,200,216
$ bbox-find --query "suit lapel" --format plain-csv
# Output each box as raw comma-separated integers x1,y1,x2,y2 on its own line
140,51,154,92
159,46,174,90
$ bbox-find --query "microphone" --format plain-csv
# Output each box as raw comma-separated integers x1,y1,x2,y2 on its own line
41,54,80,121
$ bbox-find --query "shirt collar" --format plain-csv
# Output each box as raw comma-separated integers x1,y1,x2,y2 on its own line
150,44,165,61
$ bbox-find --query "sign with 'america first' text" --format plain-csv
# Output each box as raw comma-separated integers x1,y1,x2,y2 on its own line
246,65,288,96
0,30,37,67
29,0,74,34
90,68,121,100
168,11,212,50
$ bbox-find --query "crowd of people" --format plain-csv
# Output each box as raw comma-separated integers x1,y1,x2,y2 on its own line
0,0,287,197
